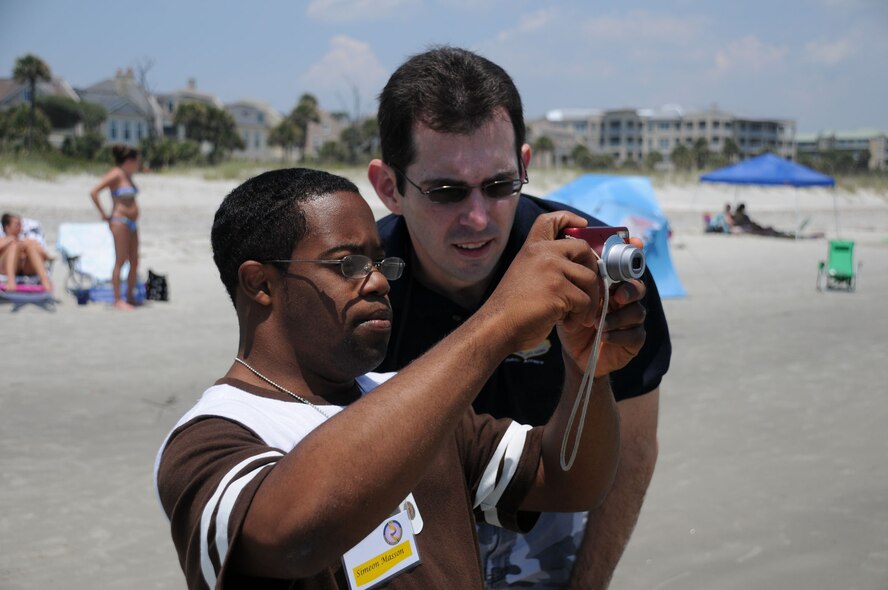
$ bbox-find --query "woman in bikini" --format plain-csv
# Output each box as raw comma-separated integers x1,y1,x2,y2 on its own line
0,212,54,293
89,144,141,310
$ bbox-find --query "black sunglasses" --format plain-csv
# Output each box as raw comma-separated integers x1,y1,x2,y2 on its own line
391,161,528,205
266,255,405,281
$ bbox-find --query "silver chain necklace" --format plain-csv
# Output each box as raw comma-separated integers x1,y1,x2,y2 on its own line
233,357,331,418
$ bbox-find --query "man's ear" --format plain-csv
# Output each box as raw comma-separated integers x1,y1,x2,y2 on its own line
521,143,532,177
238,261,273,306
368,158,403,215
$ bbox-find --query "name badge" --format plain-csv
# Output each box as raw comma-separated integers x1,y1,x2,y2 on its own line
397,492,423,534
342,509,422,590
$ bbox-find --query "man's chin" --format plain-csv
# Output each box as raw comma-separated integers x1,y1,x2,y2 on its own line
348,338,390,375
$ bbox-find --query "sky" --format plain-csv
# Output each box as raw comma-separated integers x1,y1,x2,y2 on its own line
1,0,886,134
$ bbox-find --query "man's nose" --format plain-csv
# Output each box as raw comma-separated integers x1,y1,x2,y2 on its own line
360,266,391,296
459,188,490,230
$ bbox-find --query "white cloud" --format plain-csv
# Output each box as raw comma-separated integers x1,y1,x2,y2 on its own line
805,37,856,65
496,8,556,42
582,10,708,44
306,0,417,21
300,36,389,110
710,35,788,77
437,0,495,7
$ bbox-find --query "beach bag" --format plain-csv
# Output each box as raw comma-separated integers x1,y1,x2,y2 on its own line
146,269,169,301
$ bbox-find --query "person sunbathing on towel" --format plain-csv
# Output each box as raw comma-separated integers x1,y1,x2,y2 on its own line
0,212,53,293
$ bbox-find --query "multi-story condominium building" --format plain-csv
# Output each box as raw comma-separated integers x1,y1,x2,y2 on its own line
77,68,164,147
797,129,888,171
530,105,796,166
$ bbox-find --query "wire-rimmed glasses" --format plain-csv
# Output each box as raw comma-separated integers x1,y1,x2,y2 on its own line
266,255,405,281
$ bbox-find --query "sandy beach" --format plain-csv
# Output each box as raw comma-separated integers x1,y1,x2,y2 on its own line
2,169,887,589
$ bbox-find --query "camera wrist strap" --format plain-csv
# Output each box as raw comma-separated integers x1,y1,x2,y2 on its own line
560,256,611,471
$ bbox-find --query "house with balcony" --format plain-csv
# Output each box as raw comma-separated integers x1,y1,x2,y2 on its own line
0,75,83,147
226,99,285,161
155,78,225,140
304,110,352,159
77,68,163,146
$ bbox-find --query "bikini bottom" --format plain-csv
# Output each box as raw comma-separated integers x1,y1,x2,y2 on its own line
110,217,138,233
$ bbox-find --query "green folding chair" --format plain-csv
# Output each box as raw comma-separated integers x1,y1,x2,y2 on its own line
817,240,860,291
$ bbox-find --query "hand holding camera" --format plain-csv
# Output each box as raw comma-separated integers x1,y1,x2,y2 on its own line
556,225,648,470
561,226,645,282
558,226,647,378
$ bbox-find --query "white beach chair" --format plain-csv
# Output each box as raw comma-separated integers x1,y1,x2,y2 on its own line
56,222,145,304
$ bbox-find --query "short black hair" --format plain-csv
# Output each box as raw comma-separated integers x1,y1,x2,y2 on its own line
211,168,359,306
377,45,525,193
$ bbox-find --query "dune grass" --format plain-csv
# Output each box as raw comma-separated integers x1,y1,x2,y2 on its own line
0,151,106,180
1,151,885,196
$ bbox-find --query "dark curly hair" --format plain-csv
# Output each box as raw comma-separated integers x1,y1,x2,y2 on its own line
211,168,359,306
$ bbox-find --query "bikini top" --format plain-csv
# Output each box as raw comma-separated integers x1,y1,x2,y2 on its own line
111,185,138,198
111,167,138,198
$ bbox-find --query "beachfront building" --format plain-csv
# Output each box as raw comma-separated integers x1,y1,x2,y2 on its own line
77,68,163,147
304,110,352,159
640,105,688,162
529,105,796,167
0,75,83,147
225,99,286,161
155,78,224,141
797,129,888,171
530,108,602,166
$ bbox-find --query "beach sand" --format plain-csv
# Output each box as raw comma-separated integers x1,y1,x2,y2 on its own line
1,170,887,589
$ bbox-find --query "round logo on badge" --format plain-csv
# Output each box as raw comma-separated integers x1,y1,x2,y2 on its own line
383,520,402,545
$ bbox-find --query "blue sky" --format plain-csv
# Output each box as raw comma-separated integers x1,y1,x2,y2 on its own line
2,0,886,133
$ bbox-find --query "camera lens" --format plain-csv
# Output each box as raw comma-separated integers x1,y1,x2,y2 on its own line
602,239,646,282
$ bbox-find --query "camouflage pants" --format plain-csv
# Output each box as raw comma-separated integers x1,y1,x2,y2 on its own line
477,511,588,588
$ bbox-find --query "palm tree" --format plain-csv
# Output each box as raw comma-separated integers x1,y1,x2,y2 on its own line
722,137,740,162
644,150,664,170
670,144,693,171
269,119,303,162
13,54,51,151
533,135,555,168
692,138,710,170
288,94,320,161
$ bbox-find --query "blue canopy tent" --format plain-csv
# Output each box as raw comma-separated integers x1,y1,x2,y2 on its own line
546,174,686,298
700,153,835,187
700,153,838,235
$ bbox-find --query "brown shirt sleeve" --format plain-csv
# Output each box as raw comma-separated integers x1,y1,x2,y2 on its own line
457,410,543,533
157,417,285,590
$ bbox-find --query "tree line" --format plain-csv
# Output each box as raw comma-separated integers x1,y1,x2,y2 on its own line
1,53,380,169
4,53,873,175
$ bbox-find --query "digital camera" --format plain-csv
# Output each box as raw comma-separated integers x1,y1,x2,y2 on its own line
562,226,645,282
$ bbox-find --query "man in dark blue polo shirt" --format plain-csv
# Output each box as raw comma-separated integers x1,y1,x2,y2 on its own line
368,46,671,589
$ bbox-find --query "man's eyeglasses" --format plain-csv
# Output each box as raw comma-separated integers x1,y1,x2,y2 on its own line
266,255,405,281
391,162,528,205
